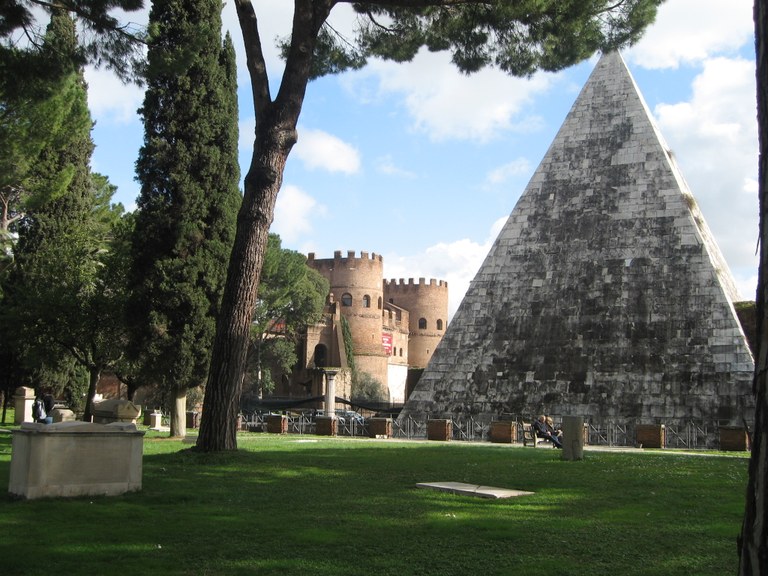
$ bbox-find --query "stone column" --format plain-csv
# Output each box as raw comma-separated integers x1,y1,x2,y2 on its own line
324,369,339,416
13,387,35,424
562,415,585,461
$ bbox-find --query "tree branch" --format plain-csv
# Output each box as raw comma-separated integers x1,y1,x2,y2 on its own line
234,0,272,119
28,0,146,44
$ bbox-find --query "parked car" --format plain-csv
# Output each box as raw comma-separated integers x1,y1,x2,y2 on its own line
337,410,365,426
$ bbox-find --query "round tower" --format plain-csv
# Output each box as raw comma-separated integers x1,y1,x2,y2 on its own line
307,251,389,392
384,278,449,369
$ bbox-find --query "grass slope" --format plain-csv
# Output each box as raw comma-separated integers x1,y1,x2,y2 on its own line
0,433,748,576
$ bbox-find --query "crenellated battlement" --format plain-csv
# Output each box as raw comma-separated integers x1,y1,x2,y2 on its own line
307,250,383,264
384,278,448,290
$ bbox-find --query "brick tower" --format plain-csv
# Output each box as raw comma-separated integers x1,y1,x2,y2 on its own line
307,251,389,393
384,278,449,369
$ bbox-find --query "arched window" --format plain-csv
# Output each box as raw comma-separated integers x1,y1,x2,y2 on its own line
378,296,383,309
418,317,427,330
363,295,371,308
314,344,327,368
399,348,403,357
436,319,443,330
341,293,353,307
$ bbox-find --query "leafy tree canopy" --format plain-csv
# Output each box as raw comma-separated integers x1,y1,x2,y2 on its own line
0,0,145,81
246,234,329,395
282,0,662,79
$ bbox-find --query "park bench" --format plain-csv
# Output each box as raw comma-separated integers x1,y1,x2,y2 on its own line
522,422,553,448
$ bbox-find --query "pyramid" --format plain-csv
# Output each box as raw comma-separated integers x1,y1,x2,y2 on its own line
401,52,755,433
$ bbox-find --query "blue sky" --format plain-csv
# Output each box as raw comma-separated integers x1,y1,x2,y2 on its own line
86,0,758,319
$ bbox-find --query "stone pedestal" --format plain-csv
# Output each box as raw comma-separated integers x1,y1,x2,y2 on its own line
369,417,392,438
267,415,288,434
719,426,750,451
9,421,144,499
636,424,665,449
51,408,75,423
316,416,337,436
149,411,163,429
489,421,517,443
13,387,35,424
92,399,141,424
561,416,585,461
427,419,452,441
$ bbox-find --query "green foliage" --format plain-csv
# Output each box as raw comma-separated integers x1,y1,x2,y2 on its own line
351,371,386,403
128,0,240,400
246,234,330,395
0,0,145,81
341,315,356,374
0,14,129,417
308,1,665,78
339,316,384,402
1,14,94,259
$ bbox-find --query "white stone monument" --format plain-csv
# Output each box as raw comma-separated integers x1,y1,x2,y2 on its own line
9,421,144,499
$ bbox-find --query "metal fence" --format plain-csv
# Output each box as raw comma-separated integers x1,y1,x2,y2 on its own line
236,411,741,450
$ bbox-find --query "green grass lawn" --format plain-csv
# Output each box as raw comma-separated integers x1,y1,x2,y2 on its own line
0,431,749,576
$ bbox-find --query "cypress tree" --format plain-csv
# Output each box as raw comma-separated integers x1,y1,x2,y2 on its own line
129,0,240,437
0,10,111,419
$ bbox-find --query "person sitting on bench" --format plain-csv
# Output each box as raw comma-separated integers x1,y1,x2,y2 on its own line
533,415,562,449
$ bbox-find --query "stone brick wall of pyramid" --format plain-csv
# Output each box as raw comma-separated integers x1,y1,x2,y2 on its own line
400,52,755,443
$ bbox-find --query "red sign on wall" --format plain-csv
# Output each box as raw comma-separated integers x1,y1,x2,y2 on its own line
382,333,393,354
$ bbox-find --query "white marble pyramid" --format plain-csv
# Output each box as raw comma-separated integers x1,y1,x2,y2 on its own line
401,52,754,434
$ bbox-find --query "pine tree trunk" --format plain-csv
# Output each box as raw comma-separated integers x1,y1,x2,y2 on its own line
194,0,324,452
739,1,768,573
195,125,293,451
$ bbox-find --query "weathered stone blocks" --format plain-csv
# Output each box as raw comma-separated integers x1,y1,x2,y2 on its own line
9,421,144,499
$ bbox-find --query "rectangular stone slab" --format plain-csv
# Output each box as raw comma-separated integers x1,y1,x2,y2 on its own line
416,481,534,499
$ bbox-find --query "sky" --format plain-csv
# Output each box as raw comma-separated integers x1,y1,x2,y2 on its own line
85,0,759,320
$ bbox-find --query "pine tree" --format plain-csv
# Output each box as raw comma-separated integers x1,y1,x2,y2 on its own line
129,0,240,437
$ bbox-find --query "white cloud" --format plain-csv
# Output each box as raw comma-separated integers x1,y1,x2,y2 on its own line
383,216,507,320
653,56,758,279
223,2,358,88
486,158,531,185
293,127,361,173
272,185,327,244
222,1,293,86
85,67,144,124
627,0,753,69
735,273,758,303
375,155,417,178
345,49,554,143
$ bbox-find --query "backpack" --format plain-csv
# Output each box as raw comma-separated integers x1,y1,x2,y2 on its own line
32,398,46,421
